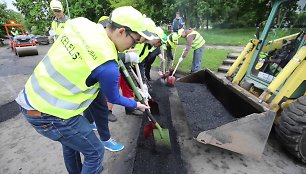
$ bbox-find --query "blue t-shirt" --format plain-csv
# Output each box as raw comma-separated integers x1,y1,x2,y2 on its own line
88,60,137,108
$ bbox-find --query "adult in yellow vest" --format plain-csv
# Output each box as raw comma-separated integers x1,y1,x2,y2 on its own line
135,17,160,80
83,15,142,152
50,0,69,41
10,27,19,37
15,6,150,174
158,32,179,74
178,28,206,73
145,26,168,80
97,15,146,116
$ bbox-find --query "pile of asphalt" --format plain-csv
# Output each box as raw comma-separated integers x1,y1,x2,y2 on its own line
132,79,187,174
175,82,237,138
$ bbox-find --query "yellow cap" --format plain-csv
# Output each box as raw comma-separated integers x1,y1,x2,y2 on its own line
154,27,165,40
50,0,63,11
98,16,110,27
178,28,184,37
143,17,159,40
109,6,152,40
172,33,179,44
98,16,108,23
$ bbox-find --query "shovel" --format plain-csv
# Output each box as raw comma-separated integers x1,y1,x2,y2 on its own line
130,66,159,115
160,56,167,84
169,47,177,74
118,60,171,151
166,54,183,86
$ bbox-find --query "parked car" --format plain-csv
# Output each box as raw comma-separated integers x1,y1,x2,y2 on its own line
34,35,49,45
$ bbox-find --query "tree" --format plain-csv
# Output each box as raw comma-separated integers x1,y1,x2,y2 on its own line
14,0,51,35
0,2,23,37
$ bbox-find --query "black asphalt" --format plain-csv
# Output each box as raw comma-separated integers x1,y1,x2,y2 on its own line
132,80,187,174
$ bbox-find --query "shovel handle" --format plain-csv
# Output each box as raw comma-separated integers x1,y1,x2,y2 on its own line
171,59,182,76
118,60,159,126
171,49,185,76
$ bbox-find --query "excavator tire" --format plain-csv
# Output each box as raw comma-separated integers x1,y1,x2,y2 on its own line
275,96,306,163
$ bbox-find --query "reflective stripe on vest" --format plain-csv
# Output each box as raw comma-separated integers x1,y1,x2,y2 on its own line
25,17,118,119
187,31,205,50
30,72,96,111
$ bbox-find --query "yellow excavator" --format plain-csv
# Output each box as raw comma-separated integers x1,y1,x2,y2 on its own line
175,0,306,162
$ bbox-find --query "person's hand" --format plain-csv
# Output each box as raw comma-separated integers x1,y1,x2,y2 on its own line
49,30,56,37
125,52,140,63
161,57,165,62
178,57,184,62
136,102,150,112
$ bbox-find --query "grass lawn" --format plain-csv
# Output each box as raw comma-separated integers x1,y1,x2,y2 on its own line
178,28,301,46
152,47,231,73
178,28,255,46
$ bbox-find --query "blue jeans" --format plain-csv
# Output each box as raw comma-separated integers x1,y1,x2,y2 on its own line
192,45,205,73
84,90,110,141
20,107,104,174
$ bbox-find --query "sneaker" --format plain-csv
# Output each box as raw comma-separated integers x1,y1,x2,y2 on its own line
102,138,124,152
108,110,117,122
90,122,97,131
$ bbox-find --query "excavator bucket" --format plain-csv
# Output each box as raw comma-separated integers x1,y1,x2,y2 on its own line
174,69,276,159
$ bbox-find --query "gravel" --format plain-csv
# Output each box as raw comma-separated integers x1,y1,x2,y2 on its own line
175,82,237,137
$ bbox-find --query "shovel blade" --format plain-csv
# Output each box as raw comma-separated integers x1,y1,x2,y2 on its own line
153,128,171,152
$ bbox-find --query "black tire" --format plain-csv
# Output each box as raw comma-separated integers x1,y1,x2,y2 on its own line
275,96,306,163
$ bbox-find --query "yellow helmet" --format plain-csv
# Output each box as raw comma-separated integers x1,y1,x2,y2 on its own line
109,6,152,40
177,28,184,37
154,27,165,40
97,16,110,27
143,17,159,40
172,33,179,44
50,0,63,11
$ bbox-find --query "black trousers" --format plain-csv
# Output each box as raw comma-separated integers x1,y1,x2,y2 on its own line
144,47,161,80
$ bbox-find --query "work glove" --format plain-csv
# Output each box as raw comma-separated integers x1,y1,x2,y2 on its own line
178,57,184,62
49,30,56,37
125,52,140,63
137,84,150,100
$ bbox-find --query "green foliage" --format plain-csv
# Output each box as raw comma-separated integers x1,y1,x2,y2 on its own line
0,2,23,37
67,0,112,22
15,0,52,35
10,0,304,37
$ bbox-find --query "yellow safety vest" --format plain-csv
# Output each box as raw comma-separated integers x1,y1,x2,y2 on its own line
51,15,69,38
25,17,118,119
10,30,19,36
135,43,155,63
187,30,205,50
167,33,177,49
